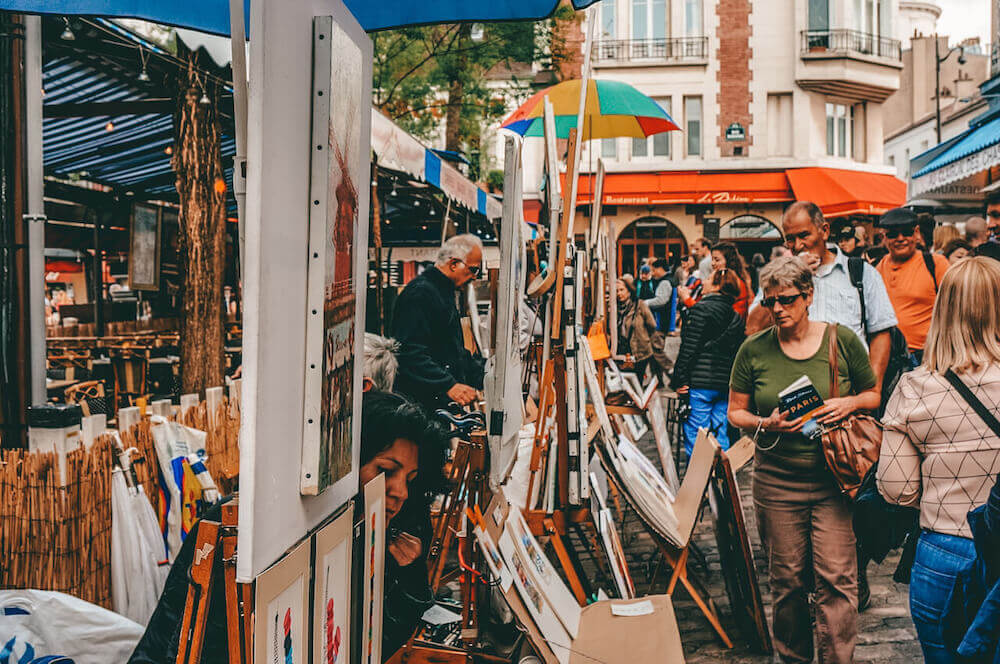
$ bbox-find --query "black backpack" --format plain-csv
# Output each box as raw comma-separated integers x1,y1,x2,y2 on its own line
848,254,937,413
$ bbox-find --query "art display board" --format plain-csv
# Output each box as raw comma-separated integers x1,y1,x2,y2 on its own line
485,135,526,487
254,538,311,664
129,203,161,291
313,504,354,664
707,438,773,654
362,474,386,664
647,396,681,494
239,0,371,580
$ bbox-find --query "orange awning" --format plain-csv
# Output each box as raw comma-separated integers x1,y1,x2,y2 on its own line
571,171,794,207
785,168,905,218
570,167,905,218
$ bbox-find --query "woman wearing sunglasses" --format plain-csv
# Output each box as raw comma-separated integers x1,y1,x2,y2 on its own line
728,255,880,664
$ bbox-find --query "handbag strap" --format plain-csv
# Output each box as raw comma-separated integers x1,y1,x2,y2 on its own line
944,369,1000,439
828,323,840,398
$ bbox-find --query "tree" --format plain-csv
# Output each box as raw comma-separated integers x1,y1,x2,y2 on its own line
172,57,226,395
372,21,540,169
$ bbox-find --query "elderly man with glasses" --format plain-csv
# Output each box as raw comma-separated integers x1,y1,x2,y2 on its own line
391,234,486,410
876,208,951,366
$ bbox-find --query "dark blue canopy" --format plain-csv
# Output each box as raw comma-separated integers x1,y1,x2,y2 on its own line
0,0,596,33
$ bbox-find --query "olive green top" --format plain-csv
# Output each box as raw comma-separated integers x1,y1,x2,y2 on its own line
730,324,876,460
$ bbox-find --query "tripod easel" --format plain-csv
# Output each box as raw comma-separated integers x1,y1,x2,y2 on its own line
175,498,254,664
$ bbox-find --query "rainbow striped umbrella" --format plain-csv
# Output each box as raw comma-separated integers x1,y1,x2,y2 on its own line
501,78,680,140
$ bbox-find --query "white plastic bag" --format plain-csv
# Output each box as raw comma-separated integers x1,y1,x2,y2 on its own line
0,589,143,664
111,470,168,626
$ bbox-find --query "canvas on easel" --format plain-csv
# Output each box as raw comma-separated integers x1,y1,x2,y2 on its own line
301,14,368,496
362,474,386,664
254,539,311,664
313,504,354,664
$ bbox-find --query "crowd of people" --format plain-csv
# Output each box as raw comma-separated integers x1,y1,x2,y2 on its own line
620,196,1000,664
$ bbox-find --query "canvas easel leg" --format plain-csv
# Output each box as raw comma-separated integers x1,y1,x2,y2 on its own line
543,517,588,605
221,502,252,664
428,440,473,589
659,541,733,648
176,520,221,664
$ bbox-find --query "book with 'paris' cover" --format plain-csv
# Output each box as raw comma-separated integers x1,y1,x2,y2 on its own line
778,375,825,439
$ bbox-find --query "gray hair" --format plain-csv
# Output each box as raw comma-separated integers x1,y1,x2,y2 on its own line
758,255,814,295
436,234,484,265
770,245,790,260
363,333,400,392
965,216,987,240
783,201,826,230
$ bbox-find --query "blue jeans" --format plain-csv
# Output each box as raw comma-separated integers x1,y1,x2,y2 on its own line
683,388,730,456
910,530,977,663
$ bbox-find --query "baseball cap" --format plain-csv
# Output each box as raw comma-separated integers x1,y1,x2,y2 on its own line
639,265,651,274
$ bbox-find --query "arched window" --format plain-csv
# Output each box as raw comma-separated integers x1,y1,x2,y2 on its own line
616,217,687,276
721,215,782,239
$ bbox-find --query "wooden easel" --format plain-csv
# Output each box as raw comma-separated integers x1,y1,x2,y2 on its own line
175,498,254,664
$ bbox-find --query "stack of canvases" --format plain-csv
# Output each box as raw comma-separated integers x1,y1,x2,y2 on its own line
0,441,115,608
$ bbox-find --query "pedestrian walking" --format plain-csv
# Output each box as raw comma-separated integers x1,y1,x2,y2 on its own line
878,257,1000,664
640,258,678,376
669,268,745,456
615,279,660,380
729,255,880,664
636,263,656,300
875,207,951,365
391,234,486,410
691,237,713,283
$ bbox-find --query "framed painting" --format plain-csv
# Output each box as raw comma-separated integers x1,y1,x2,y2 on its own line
312,503,354,664
129,203,161,291
361,474,386,664
301,14,369,496
254,538,311,664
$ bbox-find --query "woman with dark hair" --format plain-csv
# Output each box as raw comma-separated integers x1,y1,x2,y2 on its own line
711,242,752,320
615,278,660,378
670,268,745,455
359,390,449,660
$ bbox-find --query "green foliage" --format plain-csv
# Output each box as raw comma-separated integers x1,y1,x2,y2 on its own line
373,21,547,168
485,169,505,192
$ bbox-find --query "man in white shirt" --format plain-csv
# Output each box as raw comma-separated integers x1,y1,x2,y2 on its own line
691,237,713,283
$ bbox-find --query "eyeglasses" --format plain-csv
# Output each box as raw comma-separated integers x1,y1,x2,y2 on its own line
884,225,917,239
987,210,1000,220
761,293,805,308
455,259,481,278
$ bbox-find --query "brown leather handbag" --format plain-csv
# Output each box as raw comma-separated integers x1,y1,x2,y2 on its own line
820,324,883,499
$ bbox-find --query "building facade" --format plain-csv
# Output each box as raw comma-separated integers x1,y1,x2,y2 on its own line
516,0,907,273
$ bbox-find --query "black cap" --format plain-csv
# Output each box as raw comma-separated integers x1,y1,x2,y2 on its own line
879,207,918,228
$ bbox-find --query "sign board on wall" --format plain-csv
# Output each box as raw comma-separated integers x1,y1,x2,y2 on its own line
238,0,372,581
703,217,720,244
725,123,746,142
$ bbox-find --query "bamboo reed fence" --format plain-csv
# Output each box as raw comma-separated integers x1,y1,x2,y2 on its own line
0,392,240,608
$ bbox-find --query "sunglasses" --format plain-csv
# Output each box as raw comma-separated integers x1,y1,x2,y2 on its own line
456,259,481,278
884,225,916,239
761,292,805,308
988,210,1000,220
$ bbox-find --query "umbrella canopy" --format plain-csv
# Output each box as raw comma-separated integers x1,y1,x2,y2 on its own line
501,79,680,141
0,0,598,34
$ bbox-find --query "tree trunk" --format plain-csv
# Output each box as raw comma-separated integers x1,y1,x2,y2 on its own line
173,59,226,395
444,24,472,152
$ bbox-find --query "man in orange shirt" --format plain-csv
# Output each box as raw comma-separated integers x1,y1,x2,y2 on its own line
875,208,950,363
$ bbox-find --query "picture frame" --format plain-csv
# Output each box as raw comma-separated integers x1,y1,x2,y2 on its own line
313,503,354,664
361,474,386,664
254,538,311,664
129,202,161,291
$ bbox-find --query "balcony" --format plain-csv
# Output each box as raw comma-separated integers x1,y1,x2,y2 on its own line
593,37,709,66
796,30,902,102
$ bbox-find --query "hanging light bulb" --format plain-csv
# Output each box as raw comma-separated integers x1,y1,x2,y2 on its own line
199,88,211,105
164,145,173,155
105,120,114,132
138,66,150,82
60,18,75,41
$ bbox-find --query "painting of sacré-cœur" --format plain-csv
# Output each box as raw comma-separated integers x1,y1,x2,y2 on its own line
318,19,363,492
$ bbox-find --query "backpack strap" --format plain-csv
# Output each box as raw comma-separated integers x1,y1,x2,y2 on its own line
922,252,938,292
847,257,870,340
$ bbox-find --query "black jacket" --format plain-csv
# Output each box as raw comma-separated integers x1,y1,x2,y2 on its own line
391,267,485,410
670,293,745,392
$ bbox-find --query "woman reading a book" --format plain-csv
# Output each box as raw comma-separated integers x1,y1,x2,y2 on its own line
728,255,880,664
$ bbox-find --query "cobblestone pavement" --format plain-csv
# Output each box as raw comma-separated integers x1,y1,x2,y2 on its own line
614,408,923,664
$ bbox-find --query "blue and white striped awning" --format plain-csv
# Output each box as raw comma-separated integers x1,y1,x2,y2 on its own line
910,113,1000,195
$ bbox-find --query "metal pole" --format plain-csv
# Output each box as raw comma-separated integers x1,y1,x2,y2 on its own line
229,0,249,278
935,34,942,143
23,15,45,405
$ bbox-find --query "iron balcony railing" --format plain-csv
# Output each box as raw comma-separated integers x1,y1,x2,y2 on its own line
800,29,902,61
594,37,709,63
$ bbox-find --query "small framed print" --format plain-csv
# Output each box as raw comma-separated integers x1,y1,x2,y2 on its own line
129,203,161,291
254,539,311,664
